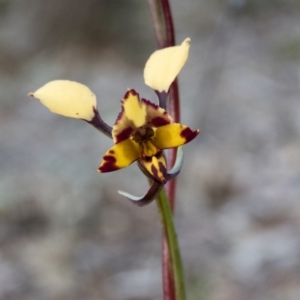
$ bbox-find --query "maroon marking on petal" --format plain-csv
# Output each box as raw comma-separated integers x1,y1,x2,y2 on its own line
143,155,152,163
115,127,134,144
151,165,159,182
151,163,167,184
109,150,115,154
155,150,163,158
151,116,171,127
114,107,125,124
124,91,130,99
104,155,115,161
116,90,140,124
141,98,160,110
141,99,170,126
158,162,167,183
98,155,119,173
180,127,200,143
130,89,138,96
124,89,138,99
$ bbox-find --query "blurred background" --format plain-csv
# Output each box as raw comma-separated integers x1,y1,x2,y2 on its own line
0,0,300,299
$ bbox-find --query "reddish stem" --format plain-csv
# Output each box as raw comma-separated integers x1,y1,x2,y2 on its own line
160,0,180,210
162,237,176,300
161,0,176,46
161,2,181,300
148,1,181,299
147,0,165,48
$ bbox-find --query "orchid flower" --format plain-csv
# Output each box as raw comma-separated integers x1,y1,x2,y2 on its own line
29,38,199,206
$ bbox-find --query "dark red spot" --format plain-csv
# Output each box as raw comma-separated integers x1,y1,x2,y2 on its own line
155,150,163,158
114,108,124,124
158,162,167,183
109,150,115,154
143,155,152,163
103,155,116,163
130,89,138,96
151,163,167,184
141,99,170,126
180,127,200,143
151,165,159,180
124,89,138,99
115,127,134,143
98,155,119,173
151,117,170,127
141,98,159,110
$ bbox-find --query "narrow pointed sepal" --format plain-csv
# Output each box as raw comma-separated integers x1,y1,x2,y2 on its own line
167,146,184,181
118,180,163,207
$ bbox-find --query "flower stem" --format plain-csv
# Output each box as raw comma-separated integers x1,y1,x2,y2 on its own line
147,1,183,299
161,0,175,46
156,188,186,300
147,0,166,48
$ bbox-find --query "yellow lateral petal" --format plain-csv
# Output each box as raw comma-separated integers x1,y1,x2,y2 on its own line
98,139,141,172
144,38,190,93
153,123,199,149
29,80,97,121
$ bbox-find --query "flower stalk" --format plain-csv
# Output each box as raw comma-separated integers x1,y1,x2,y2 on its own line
147,0,181,207
148,0,166,48
147,1,186,299
156,188,186,300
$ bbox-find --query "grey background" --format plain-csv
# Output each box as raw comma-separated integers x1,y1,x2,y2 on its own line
0,0,300,299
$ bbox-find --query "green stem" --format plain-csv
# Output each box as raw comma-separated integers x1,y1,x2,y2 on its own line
156,188,186,300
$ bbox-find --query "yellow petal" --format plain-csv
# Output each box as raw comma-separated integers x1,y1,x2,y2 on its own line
142,98,172,126
140,153,167,183
122,89,147,128
29,80,97,121
98,139,141,172
144,38,190,93
112,90,147,143
153,123,199,149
